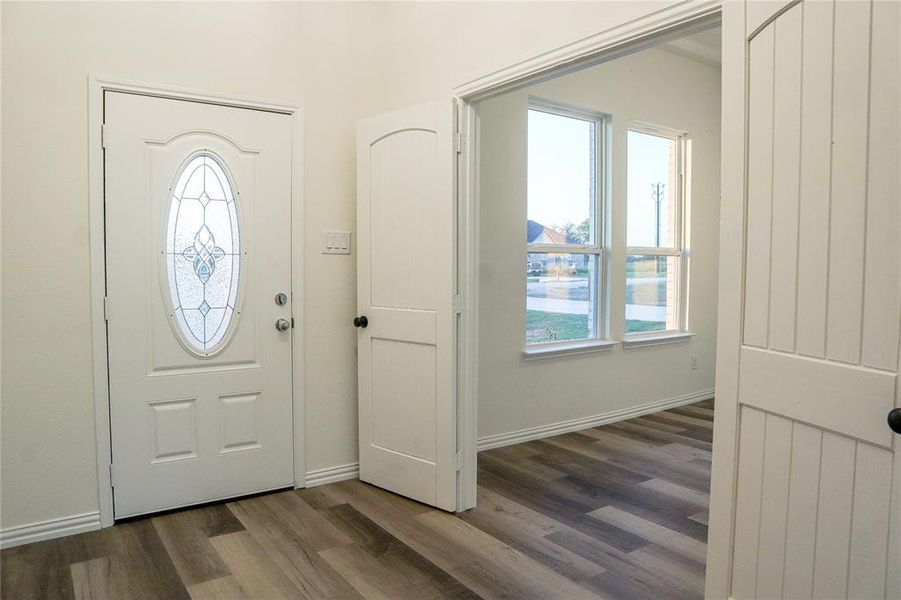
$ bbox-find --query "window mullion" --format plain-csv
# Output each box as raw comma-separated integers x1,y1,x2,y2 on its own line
529,244,601,255
626,247,680,256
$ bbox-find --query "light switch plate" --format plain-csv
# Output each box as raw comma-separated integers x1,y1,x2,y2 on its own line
322,230,351,255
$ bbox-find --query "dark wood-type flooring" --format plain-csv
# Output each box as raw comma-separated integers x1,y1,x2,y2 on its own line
1,399,713,599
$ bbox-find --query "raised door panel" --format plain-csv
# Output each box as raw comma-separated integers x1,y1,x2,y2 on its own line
147,136,260,373
368,129,441,311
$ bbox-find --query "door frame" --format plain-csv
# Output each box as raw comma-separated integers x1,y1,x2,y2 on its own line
88,77,305,528
451,0,722,512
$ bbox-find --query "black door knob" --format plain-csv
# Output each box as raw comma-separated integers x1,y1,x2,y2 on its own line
353,315,368,328
889,408,901,434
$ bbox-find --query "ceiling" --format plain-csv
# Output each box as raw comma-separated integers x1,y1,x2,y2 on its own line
658,27,722,67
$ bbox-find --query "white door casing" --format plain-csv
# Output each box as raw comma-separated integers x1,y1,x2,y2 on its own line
356,100,458,511
105,92,295,518
708,1,900,598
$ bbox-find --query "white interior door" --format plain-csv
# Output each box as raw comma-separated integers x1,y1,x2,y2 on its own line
356,100,458,511
105,91,295,518
709,1,901,598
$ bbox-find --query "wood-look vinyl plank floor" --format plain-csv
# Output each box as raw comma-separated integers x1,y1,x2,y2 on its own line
2,400,713,599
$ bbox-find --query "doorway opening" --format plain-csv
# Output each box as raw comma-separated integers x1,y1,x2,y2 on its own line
461,22,722,598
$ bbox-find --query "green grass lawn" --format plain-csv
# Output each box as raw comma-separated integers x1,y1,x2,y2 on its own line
626,284,661,304
526,311,588,344
626,266,662,278
625,319,666,334
526,310,665,343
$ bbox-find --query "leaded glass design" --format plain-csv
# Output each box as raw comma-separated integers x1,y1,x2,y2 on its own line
165,153,241,356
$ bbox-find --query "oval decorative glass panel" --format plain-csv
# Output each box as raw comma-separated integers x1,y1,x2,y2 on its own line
164,153,242,357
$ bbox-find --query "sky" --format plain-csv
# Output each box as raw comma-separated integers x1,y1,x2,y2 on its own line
527,109,592,228
626,129,673,247
527,109,672,247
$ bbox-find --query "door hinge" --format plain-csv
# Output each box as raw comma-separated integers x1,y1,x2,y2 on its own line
103,296,111,321
101,123,108,149
454,452,463,471
454,131,464,154
109,463,116,487
453,293,464,315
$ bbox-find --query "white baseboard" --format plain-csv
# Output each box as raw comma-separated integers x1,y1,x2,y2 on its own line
0,511,101,549
477,388,715,451
1,463,361,549
304,462,360,487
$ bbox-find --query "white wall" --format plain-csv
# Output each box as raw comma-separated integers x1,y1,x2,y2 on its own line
0,0,390,531
0,0,681,532
477,46,721,440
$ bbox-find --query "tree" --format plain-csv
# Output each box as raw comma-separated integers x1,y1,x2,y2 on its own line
558,218,591,244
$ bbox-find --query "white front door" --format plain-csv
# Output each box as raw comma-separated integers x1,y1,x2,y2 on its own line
709,1,900,598
105,91,295,518
356,100,458,511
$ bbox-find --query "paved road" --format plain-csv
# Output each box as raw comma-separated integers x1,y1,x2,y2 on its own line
526,296,666,321
626,304,667,321
527,277,667,321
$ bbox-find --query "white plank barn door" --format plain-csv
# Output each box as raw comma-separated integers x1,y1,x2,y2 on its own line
708,1,901,598
355,100,459,511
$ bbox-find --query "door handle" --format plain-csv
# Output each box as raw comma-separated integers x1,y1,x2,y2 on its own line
889,408,901,434
275,318,291,332
353,315,368,328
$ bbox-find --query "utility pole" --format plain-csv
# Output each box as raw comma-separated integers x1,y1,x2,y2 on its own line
651,183,665,277
651,183,665,247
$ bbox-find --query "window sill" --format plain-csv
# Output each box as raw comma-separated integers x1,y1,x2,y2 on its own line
621,331,695,349
522,339,616,361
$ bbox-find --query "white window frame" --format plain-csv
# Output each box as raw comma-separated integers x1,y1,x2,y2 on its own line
524,98,611,355
624,122,689,340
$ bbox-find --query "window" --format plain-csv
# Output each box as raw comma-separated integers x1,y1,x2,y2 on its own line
625,127,686,336
526,102,607,347
165,153,242,357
